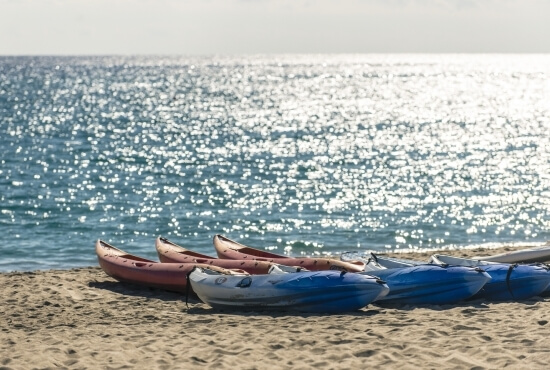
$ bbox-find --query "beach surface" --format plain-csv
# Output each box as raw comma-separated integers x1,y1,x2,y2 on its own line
2,246,550,369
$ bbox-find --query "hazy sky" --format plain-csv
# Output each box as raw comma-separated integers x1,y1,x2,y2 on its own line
1,0,549,55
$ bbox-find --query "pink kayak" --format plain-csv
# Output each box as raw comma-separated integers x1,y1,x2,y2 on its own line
213,234,366,272
96,239,242,292
155,236,288,274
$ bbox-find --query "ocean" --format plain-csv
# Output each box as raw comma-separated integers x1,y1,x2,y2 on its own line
1,54,549,272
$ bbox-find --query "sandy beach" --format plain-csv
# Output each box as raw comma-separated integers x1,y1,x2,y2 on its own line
2,246,550,369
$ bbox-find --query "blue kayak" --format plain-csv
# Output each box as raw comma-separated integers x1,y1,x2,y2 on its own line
189,266,390,313
431,255,550,300
341,253,491,305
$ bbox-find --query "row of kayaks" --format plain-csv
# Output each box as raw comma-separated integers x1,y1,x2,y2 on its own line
96,235,550,313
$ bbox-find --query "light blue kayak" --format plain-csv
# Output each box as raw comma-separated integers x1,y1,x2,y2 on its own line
341,252,491,305
189,266,390,313
430,255,550,300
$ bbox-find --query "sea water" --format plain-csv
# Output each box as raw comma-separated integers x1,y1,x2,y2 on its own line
1,54,549,272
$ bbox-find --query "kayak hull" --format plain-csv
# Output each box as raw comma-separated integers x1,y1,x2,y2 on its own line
431,254,550,300
472,264,550,300
365,265,491,305
190,269,389,313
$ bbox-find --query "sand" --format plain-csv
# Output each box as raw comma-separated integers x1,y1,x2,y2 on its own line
1,246,550,369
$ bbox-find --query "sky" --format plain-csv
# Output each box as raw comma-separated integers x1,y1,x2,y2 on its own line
1,0,549,55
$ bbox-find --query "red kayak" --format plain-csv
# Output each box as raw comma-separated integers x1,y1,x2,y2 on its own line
96,239,241,292
155,237,287,274
213,235,366,272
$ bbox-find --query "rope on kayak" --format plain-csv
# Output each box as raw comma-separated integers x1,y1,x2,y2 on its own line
370,253,379,263
185,266,197,309
505,264,518,299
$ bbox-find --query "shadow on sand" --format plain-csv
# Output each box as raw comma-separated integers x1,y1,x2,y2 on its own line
88,279,546,318
88,280,194,302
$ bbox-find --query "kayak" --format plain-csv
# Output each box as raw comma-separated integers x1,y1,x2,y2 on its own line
189,266,389,313
365,253,550,300
155,236,296,274
213,234,366,272
96,240,241,292
341,252,491,305
430,254,550,300
473,244,550,264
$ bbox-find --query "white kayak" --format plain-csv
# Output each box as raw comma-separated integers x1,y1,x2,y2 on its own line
473,244,550,264
188,266,389,313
